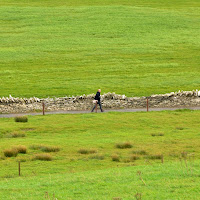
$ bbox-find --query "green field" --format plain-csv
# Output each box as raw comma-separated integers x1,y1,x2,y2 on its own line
0,0,200,97
1,110,200,199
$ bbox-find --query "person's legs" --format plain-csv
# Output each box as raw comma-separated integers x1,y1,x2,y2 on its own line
98,102,103,112
91,104,96,112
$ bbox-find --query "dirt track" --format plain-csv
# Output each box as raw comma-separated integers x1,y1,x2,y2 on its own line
0,106,200,118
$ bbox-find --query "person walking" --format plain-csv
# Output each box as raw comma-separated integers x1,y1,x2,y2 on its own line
91,89,103,112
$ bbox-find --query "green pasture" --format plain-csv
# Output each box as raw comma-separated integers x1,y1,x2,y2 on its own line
0,110,200,199
0,0,200,97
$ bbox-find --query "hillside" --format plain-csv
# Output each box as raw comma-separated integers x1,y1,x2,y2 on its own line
0,0,200,97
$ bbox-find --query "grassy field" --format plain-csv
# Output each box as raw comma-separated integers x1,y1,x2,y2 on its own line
0,0,200,97
1,110,200,199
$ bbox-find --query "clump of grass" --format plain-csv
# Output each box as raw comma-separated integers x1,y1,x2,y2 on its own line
130,155,140,161
15,145,27,154
5,132,26,138
32,153,52,161
176,127,184,130
4,148,18,157
89,154,104,160
132,150,147,155
14,116,28,123
111,154,120,162
151,133,164,137
116,142,133,149
78,148,97,154
147,154,163,160
40,146,60,152
30,144,60,152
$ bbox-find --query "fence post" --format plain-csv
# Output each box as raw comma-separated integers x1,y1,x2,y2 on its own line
146,97,149,112
18,161,21,176
95,101,97,113
42,102,45,115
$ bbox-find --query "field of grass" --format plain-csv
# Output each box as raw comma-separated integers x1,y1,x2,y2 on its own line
1,0,200,97
1,110,200,199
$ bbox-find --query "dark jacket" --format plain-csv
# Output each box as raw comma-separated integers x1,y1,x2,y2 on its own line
94,92,101,102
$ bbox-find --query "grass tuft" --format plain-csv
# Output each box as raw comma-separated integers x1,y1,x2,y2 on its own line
32,153,52,161
30,144,60,152
130,155,140,161
78,148,97,154
147,154,163,160
151,133,164,137
40,146,60,152
14,116,28,123
132,150,148,155
15,145,27,154
6,132,26,138
89,154,104,160
111,154,120,162
4,148,18,157
116,142,133,149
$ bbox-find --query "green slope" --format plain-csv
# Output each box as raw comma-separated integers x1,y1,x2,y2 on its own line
0,0,200,97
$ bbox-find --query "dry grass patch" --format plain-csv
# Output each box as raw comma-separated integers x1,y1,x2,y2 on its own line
14,116,28,123
151,133,164,137
5,132,26,138
111,154,120,162
15,145,27,154
116,142,133,149
78,148,97,154
30,144,60,152
130,155,140,161
147,154,163,160
40,146,60,152
132,150,148,155
4,148,18,157
89,154,104,160
32,153,52,161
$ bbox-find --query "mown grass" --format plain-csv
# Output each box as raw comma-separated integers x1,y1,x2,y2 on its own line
0,110,200,198
1,161,200,199
0,0,200,97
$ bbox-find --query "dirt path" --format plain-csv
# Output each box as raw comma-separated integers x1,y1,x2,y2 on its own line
1,107,200,118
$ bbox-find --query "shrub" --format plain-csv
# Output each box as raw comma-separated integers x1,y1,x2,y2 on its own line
132,150,147,155
130,155,140,161
32,153,52,161
4,148,18,157
78,148,97,154
15,145,27,154
116,142,133,149
14,116,28,123
111,154,120,162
